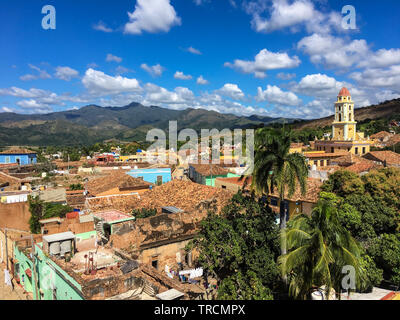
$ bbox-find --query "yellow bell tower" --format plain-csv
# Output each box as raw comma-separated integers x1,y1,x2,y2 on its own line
332,87,357,141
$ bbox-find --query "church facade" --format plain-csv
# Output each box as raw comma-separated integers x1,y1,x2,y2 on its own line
314,87,374,156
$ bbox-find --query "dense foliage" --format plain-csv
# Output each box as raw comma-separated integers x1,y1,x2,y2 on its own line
188,192,282,300
321,168,400,287
132,208,157,219
280,199,367,299
28,196,73,234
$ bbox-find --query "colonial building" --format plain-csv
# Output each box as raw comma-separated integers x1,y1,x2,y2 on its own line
314,88,374,156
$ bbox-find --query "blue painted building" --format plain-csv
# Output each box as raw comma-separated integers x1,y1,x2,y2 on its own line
127,168,171,185
0,148,37,165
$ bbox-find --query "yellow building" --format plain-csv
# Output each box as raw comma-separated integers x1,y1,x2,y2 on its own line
314,88,374,156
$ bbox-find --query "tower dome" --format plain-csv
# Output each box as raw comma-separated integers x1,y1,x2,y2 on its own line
338,87,351,97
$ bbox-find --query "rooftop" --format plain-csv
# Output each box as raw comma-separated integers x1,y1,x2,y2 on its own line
86,170,151,196
269,178,323,203
42,231,75,243
338,87,351,97
93,210,133,223
86,179,233,214
215,176,252,189
364,151,400,165
190,163,229,176
304,151,349,158
370,131,392,139
0,148,36,155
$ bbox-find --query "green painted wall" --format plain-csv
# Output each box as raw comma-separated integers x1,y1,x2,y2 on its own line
205,173,240,187
14,243,84,300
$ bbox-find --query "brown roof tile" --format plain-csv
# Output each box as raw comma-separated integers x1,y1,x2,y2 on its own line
86,170,151,196
86,179,233,214
190,163,228,176
269,178,323,203
363,151,400,165
0,148,36,154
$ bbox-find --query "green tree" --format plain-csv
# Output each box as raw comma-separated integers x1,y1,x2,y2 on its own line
279,199,367,300
249,127,308,255
188,192,282,300
28,196,72,234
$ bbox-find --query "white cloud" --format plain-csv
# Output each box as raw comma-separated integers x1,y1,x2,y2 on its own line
20,64,51,81
1,107,15,113
216,83,245,100
358,48,400,69
82,68,142,95
143,83,194,106
106,54,122,63
197,75,209,85
225,48,300,78
186,46,202,55
141,63,165,77
293,73,343,97
298,33,369,69
256,85,301,106
93,21,113,33
174,71,192,80
124,0,181,35
115,66,132,75
276,72,296,80
244,0,342,34
349,65,400,91
54,66,79,81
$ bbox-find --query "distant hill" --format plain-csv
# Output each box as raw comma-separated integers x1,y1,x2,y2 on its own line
292,99,400,130
0,102,294,146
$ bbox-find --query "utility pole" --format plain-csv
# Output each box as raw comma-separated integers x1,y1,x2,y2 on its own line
30,235,40,300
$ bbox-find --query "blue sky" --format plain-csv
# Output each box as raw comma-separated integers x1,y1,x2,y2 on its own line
1,0,400,119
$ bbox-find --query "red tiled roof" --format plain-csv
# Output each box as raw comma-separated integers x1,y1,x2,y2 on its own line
363,151,400,165
370,131,392,139
338,87,350,97
345,162,380,174
269,178,323,203
215,176,252,189
86,170,151,196
190,163,229,176
332,153,368,166
304,151,349,158
86,179,234,214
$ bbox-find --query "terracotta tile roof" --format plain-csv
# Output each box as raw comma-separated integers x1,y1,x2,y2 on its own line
86,170,151,196
190,163,229,176
86,179,233,214
269,178,323,203
0,148,36,154
331,153,368,166
370,131,392,140
345,161,381,174
215,176,252,189
363,151,400,165
338,87,351,97
385,134,400,146
304,151,349,158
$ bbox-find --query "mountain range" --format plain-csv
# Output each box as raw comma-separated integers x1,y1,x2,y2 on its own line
0,102,293,146
1,99,399,147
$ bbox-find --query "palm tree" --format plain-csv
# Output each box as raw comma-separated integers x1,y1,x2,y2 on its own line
279,199,366,300
247,127,308,254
